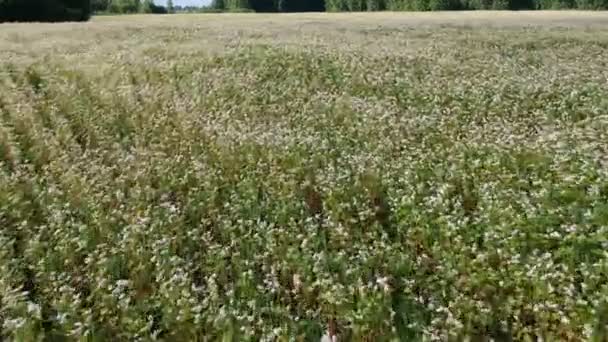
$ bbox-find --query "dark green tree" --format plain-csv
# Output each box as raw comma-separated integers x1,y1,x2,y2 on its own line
212,0,226,9
108,0,141,13
0,0,91,22
275,0,324,11
251,0,278,11
91,0,110,11
141,0,168,12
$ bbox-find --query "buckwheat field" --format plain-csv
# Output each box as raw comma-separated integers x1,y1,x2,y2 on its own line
1,12,608,341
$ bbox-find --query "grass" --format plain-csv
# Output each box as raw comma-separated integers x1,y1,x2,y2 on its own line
1,12,608,341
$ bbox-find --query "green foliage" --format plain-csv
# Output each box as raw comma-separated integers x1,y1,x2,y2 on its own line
326,0,344,10
428,0,464,9
366,0,386,10
93,0,168,14
248,0,607,11
218,0,324,11
250,0,277,11
282,0,325,10
91,0,110,11
108,0,140,13
2,0,606,17
212,0,226,9
0,0,91,22
141,0,168,13
224,0,250,10
574,0,608,8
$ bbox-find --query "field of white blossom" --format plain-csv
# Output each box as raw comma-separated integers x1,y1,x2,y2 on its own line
1,12,608,341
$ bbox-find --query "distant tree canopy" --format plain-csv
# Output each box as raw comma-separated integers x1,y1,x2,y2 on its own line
213,0,607,10
2,0,605,22
0,0,169,22
0,0,91,22
213,0,325,11
90,0,167,13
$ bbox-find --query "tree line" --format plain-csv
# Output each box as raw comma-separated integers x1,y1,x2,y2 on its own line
0,0,171,22
214,0,607,10
2,0,607,23
212,0,325,11
92,0,172,14
0,0,91,22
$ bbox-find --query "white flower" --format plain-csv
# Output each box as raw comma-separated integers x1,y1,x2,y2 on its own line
27,302,41,318
116,279,130,288
320,333,337,342
3,318,26,330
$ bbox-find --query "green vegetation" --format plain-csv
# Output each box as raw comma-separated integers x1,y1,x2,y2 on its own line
91,0,168,14
213,0,608,11
0,0,170,19
2,0,607,22
0,0,91,22
327,0,608,10
1,12,608,341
